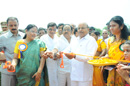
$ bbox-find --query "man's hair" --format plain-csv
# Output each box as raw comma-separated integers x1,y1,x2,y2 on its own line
38,27,47,33
58,23,64,28
62,24,73,31
47,22,57,28
74,28,78,35
6,17,19,24
89,27,95,30
93,31,100,36
0,22,6,25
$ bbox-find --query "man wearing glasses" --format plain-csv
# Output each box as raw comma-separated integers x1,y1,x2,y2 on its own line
63,23,98,86
40,22,59,86
102,30,108,41
51,24,73,86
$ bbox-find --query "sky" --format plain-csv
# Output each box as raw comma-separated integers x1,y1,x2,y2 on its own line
0,0,130,31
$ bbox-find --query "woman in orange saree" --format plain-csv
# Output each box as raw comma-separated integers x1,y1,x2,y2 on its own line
91,31,107,86
106,16,129,86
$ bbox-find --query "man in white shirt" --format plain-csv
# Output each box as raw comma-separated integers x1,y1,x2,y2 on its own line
102,30,109,45
40,22,59,86
51,24,72,86
0,17,24,86
63,23,98,86
56,23,64,37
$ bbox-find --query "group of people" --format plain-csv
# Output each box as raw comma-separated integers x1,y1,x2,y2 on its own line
0,15,130,86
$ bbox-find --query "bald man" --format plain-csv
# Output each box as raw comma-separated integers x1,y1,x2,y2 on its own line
102,30,108,40
64,23,98,86
102,30,109,45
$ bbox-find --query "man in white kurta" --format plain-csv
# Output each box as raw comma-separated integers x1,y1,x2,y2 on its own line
64,23,98,86
54,25,73,86
40,22,59,86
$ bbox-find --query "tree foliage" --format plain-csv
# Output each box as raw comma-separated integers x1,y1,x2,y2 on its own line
95,28,102,35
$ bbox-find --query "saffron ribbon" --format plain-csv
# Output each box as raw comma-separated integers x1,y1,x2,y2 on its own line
62,52,130,63
60,52,64,68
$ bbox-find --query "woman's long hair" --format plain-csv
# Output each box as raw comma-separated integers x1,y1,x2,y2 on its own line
110,16,129,40
23,24,37,39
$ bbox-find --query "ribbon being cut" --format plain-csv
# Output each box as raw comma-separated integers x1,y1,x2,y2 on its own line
61,52,130,67
60,52,64,68
60,52,79,68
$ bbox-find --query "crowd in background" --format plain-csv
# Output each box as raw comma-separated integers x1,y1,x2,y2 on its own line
0,16,130,86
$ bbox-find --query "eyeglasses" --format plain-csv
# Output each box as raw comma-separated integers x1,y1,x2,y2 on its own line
29,30,38,34
48,29,56,31
39,32,45,34
63,29,71,31
78,27,87,30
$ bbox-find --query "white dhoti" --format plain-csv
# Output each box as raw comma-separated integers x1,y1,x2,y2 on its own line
46,58,58,86
58,72,71,86
1,73,17,86
71,81,92,86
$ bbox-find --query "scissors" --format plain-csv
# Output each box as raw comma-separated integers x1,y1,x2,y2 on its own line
3,61,15,72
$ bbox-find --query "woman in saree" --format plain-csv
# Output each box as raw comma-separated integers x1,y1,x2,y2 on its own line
91,31,107,57
91,31,107,86
105,16,130,86
7,24,47,86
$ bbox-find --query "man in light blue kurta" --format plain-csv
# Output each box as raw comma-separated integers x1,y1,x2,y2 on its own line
0,17,24,86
